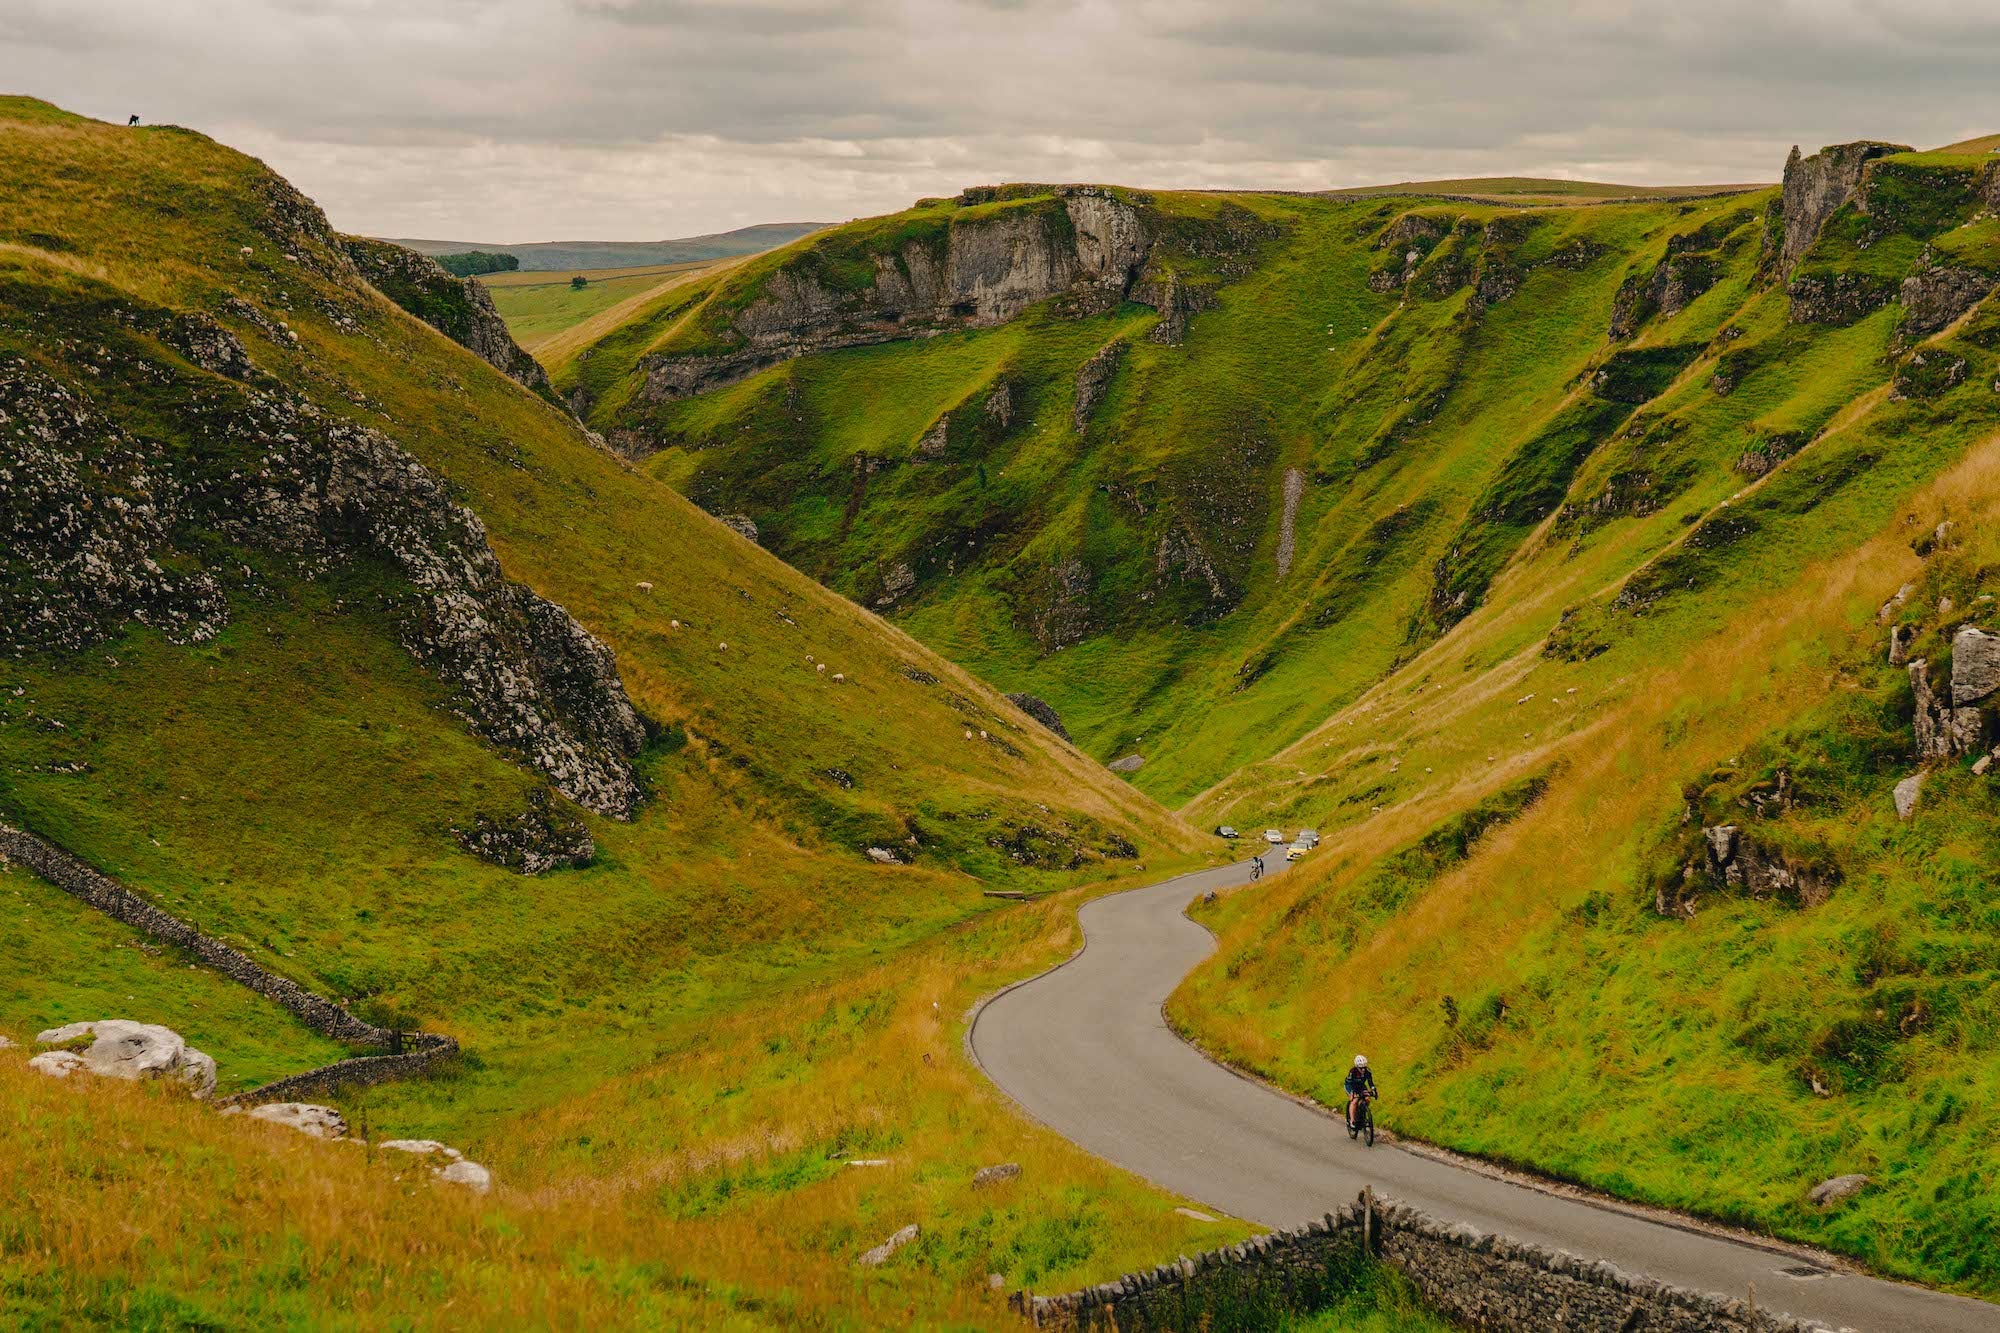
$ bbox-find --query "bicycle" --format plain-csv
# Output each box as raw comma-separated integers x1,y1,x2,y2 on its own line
1347,1088,1376,1147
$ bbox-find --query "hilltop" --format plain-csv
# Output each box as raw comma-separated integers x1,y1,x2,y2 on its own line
553,136,2000,1290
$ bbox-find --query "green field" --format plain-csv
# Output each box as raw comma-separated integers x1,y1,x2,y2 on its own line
482,260,718,349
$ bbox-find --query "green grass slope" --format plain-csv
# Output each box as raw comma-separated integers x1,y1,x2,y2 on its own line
0,98,1252,1325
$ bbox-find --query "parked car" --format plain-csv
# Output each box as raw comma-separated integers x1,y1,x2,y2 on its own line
1298,829,1320,848
1264,829,1285,844
1286,843,1309,861
1215,825,1240,839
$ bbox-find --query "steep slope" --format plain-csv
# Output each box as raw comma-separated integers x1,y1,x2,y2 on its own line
0,98,1237,1324
559,180,1783,802
557,137,2000,1294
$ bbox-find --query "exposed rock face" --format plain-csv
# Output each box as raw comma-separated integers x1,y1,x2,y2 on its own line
341,237,557,402
247,1101,349,1139
29,1051,85,1078
1776,141,1910,277
453,790,595,874
916,415,951,459
720,513,761,544
637,189,1153,402
1005,692,1071,743
875,561,917,607
1024,556,1094,652
1609,247,1721,339
1697,825,1836,907
34,1020,217,1097
1274,467,1305,580
983,381,1014,431
1072,338,1126,433
0,344,646,818
1910,658,1988,760
1788,271,1901,326
1900,263,1996,339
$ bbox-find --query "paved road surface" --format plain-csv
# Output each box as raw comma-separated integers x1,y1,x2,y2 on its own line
969,854,1999,1331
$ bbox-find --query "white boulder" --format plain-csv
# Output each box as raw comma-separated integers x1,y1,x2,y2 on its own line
28,1050,85,1079
858,1223,919,1267
32,1019,216,1097
248,1102,349,1139
437,1159,493,1192
379,1138,463,1161
1893,772,1925,820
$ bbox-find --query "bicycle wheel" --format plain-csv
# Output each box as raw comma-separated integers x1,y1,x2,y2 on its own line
1364,1109,1375,1147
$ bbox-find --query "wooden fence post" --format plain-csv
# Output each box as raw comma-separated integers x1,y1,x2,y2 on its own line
1362,1185,1375,1253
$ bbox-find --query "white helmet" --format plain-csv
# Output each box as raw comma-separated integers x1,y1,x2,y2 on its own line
1353,1055,1368,1068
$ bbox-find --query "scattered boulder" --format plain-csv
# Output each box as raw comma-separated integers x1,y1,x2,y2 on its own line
972,1162,1022,1188
0,1033,13,1049
865,847,902,865
1808,1173,1870,1207
34,1020,216,1097
28,1050,85,1079
1108,754,1145,773
248,1102,349,1139
721,513,760,545
1893,773,1925,820
379,1139,492,1190
858,1223,919,1267
1005,692,1072,743
379,1138,463,1160
1950,626,2000,704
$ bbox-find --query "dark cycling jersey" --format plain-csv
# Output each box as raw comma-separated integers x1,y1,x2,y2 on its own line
1344,1066,1377,1098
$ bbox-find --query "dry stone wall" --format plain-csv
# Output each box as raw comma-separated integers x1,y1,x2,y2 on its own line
0,823,456,1101
1012,1194,1839,1333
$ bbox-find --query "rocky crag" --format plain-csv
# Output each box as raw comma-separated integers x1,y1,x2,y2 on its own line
621,186,1277,410
0,289,646,818
341,236,560,403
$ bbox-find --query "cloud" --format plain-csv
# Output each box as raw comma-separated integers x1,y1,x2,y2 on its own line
5,0,1996,238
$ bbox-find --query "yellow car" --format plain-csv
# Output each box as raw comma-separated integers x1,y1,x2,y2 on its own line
1285,843,1309,861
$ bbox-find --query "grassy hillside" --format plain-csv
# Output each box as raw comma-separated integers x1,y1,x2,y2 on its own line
555,139,2000,1293
0,97,1258,1325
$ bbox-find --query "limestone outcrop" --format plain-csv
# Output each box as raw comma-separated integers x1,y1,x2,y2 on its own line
33,1020,217,1097
1775,140,1910,277
1072,338,1126,433
1899,262,1997,339
341,236,558,402
636,189,1159,403
0,345,646,817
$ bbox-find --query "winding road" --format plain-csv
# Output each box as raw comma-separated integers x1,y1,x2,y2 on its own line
969,855,2000,1331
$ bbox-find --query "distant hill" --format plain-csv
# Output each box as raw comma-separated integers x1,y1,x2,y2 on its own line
1321,175,1767,204
381,222,827,272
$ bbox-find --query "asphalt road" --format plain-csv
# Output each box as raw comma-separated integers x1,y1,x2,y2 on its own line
969,852,2000,1331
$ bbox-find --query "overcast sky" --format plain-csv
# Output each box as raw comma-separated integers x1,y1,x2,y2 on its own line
6,1,1997,241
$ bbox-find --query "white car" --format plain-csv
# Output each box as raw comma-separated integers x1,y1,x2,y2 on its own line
1264,829,1285,844
1298,829,1320,848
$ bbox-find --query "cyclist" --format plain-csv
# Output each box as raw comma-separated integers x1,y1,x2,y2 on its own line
1344,1055,1377,1130
1250,854,1264,880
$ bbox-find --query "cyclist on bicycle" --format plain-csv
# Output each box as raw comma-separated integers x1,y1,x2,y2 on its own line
1344,1055,1377,1129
